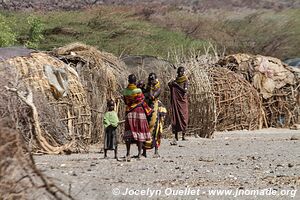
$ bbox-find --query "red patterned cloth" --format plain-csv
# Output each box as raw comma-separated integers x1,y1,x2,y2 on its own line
123,106,151,142
123,83,151,142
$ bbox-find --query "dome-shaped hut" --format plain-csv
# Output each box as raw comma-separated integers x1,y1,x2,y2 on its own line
0,48,91,153
52,43,128,143
218,53,300,127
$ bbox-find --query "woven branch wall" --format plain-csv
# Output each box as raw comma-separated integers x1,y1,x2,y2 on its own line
52,43,128,144
1,52,91,153
263,85,300,127
207,67,263,131
218,53,300,127
182,60,216,138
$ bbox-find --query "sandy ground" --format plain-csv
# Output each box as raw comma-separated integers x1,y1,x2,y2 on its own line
33,128,300,200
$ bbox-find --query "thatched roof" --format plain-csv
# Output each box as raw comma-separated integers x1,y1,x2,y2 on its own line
0,50,91,153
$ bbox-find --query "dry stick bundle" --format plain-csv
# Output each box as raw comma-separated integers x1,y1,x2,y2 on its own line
207,67,264,131
52,43,128,144
218,53,300,127
0,120,74,200
1,52,91,153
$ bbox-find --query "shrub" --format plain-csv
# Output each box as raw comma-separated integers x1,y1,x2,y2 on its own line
25,16,44,49
0,14,16,47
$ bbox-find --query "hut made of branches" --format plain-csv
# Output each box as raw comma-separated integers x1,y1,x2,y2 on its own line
0,48,91,153
122,54,217,138
207,67,263,131
177,52,263,135
182,60,216,138
0,120,74,199
218,54,300,127
52,43,128,143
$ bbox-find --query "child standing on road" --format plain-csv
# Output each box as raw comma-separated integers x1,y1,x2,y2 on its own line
103,99,119,160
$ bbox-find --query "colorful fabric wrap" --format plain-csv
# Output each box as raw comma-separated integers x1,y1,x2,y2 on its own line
145,100,167,149
123,106,151,142
123,83,152,116
145,80,161,105
146,80,160,93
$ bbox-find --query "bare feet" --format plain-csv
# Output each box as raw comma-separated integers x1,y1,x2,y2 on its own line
125,155,131,162
153,153,160,158
170,139,178,145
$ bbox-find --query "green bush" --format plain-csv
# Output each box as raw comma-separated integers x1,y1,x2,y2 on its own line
0,14,16,47
25,16,44,49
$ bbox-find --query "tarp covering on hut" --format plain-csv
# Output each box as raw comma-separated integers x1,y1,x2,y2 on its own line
218,53,300,127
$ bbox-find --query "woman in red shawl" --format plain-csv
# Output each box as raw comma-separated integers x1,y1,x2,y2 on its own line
123,74,152,161
168,66,189,145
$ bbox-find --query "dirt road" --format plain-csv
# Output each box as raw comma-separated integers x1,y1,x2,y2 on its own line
33,128,300,200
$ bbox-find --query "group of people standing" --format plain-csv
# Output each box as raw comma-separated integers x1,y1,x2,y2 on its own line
103,67,189,161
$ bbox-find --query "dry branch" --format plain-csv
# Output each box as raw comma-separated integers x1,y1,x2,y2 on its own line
0,121,74,199
5,86,73,154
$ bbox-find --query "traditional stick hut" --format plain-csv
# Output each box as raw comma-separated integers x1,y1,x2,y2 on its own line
122,55,216,138
207,67,264,131
0,48,91,153
218,54,300,127
177,53,264,135
51,43,128,143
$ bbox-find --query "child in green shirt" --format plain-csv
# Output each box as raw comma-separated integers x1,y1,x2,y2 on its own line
103,99,119,160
